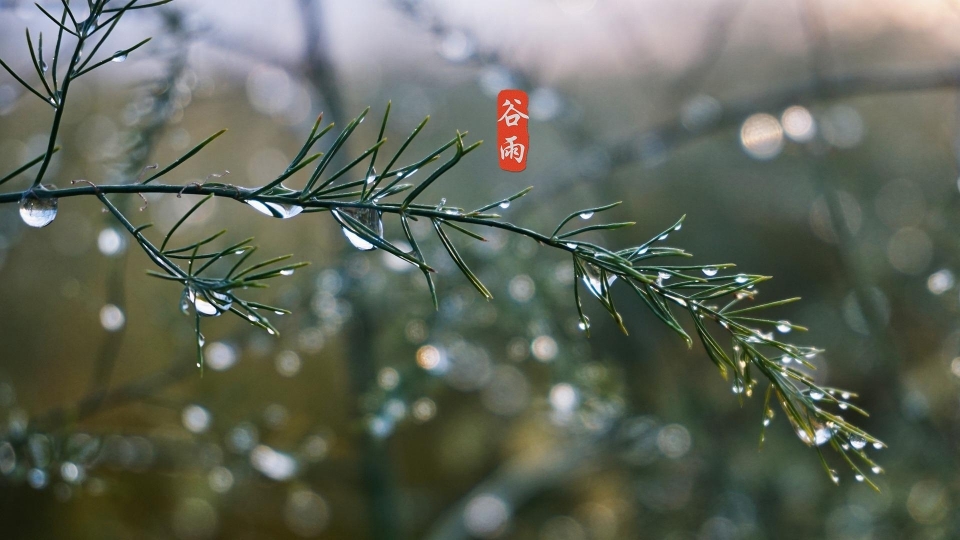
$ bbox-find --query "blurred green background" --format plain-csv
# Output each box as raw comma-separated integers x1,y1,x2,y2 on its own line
1,0,959,538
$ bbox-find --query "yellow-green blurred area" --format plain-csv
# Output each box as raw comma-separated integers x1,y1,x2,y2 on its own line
1,0,960,538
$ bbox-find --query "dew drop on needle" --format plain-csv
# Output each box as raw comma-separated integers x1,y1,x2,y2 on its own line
247,200,303,219
337,208,383,251
580,262,616,298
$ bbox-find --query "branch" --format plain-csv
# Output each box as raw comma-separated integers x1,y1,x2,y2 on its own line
0,112,884,484
610,66,960,166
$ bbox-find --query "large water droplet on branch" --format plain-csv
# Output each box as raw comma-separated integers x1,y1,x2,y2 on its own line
246,200,303,219
182,288,232,316
19,192,58,228
581,262,616,298
337,208,383,251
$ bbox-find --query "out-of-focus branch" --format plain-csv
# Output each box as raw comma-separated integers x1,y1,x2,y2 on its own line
609,66,960,167
299,0,346,127
297,3,396,537
793,0,899,383
37,359,195,428
424,439,602,540
88,9,191,398
667,0,748,96
797,0,833,79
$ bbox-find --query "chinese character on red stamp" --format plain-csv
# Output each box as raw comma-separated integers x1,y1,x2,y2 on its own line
497,89,529,172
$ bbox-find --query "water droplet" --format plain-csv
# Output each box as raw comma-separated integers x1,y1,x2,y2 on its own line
580,262,616,298
781,105,816,142
246,200,303,219
802,425,832,446
579,211,594,220
99,304,125,331
872,442,883,450
206,342,237,371
762,418,771,426
702,267,718,277
841,391,851,399
674,223,682,231
27,468,47,489
412,397,436,422
658,271,671,280
337,207,383,251
855,474,864,482
871,466,882,474
658,234,669,241
776,321,792,333
809,390,824,400
830,470,840,484
849,435,867,450
19,192,58,228
183,288,232,316
437,28,475,62
839,403,848,410
60,461,81,483
250,445,298,481
365,167,377,185
280,269,294,276
198,333,206,347
0,442,15,475
732,383,744,394
577,321,587,331
734,274,749,284
40,59,47,72
549,383,579,413
782,355,794,365
111,52,127,62
182,404,211,433
788,414,833,447
499,201,510,209
741,113,784,160
97,227,126,256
